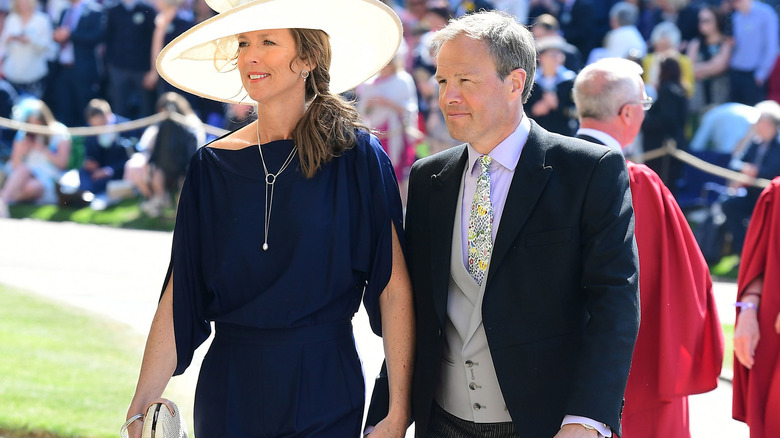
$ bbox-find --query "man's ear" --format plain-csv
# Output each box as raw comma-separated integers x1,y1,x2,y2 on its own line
618,103,632,124
509,68,526,101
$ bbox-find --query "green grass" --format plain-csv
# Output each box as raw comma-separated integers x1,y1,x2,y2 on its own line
7,199,175,232
722,323,734,372
0,285,190,438
711,254,740,280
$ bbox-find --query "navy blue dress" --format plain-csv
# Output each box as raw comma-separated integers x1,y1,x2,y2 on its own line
163,130,404,437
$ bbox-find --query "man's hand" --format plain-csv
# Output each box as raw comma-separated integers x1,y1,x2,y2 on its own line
554,423,600,438
53,27,71,44
740,163,759,179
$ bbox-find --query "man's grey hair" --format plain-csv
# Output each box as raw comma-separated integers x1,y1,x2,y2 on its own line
573,57,644,120
610,2,639,27
430,10,537,103
755,100,780,126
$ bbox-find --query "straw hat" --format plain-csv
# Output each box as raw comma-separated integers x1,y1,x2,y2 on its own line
535,35,568,55
157,0,403,104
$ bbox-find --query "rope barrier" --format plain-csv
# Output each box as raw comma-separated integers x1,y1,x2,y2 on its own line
0,110,228,138
629,140,771,190
0,110,770,190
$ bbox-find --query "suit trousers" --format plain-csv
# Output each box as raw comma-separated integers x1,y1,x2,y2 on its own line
427,403,520,438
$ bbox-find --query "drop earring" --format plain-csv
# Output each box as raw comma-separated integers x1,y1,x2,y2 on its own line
301,70,309,81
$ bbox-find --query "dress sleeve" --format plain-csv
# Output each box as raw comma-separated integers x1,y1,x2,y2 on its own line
162,152,211,375
356,132,406,336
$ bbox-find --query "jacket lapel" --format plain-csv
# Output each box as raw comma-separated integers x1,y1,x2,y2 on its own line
486,123,552,285
428,145,469,325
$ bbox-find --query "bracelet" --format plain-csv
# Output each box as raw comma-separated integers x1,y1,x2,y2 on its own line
576,423,597,431
734,301,758,311
741,291,762,299
563,422,597,431
120,414,144,438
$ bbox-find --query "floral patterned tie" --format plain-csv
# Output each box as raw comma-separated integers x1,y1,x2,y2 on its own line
468,155,493,285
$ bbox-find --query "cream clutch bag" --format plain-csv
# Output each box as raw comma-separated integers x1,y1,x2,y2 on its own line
120,401,188,438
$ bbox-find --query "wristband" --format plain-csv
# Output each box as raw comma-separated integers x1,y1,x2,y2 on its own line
120,414,144,438
734,301,758,311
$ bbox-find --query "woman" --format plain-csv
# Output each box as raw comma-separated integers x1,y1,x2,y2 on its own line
733,177,780,437
142,0,193,96
642,55,688,191
686,6,732,118
123,0,414,437
0,0,53,98
124,92,205,218
0,98,70,217
526,35,578,137
642,21,694,98
356,52,419,201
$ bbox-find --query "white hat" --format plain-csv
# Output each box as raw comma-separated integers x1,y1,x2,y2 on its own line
156,0,403,105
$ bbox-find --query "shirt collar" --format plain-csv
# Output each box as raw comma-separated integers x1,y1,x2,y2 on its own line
467,114,530,174
576,128,624,156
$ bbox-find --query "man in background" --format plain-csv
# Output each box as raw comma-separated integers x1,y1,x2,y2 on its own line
573,57,724,438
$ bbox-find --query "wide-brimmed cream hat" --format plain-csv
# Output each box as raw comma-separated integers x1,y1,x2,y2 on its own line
157,0,402,105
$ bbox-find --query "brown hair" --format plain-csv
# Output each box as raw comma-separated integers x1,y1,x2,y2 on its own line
289,28,366,178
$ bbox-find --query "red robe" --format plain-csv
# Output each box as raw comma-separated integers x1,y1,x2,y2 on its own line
622,162,725,438
733,177,780,438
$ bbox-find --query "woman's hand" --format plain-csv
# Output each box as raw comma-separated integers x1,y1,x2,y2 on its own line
365,414,408,438
124,398,177,438
123,414,144,438
734,308,760,369
775,312,780,334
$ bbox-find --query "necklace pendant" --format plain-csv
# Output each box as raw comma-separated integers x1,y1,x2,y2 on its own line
262,242,269,251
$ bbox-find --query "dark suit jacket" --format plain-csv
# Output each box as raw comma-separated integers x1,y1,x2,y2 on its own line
58,1,105,80
369,121,640,437
558,0,597,59
738,136,780,199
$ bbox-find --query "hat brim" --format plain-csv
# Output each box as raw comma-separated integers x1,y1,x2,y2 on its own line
157,0,402,105
535,37,568,55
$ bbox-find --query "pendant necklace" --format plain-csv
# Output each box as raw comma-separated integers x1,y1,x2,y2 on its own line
256,120,297,251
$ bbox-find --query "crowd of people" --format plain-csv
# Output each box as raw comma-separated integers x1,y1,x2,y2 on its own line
0,0,778,248
0,0,774,436
0,0,780,438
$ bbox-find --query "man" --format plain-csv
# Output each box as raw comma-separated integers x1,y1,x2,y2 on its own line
572,57,724,438
49,0,105,127
62,99,135,199
602,2,646,61
554,0,597,62
728,0,779,106
370,11,640,438
689,102,759,154
104,0,155,119
721,100,780,256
